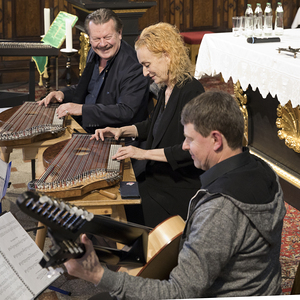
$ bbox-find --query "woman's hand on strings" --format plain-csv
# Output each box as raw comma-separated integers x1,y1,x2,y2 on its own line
112,146,146,161
91,127,122,141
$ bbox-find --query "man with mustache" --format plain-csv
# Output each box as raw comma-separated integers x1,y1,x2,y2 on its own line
39,8,149,135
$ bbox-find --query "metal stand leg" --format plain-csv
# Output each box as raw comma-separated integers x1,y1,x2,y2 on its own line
29,60,35,102
31,159,35,181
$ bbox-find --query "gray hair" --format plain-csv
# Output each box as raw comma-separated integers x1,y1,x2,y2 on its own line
84,8,123,35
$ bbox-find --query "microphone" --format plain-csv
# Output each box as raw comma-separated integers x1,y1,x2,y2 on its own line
247,37,281,44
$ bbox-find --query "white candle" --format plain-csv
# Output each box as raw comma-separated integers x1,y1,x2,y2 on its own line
44,8,50,35
65,19,73,51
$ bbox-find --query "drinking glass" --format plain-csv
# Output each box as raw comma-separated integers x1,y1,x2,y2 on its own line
232,17,241,37
239,16,246,36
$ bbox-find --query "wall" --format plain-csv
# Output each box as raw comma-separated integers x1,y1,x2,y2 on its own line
0,0,299,85
139,0,300,31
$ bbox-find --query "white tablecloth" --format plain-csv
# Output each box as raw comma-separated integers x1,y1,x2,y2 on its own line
195,29,300,106
292,7,300,29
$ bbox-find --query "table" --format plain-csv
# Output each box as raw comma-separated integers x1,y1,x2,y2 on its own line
195,29,300,107
292,7,300,29
195,29,300,209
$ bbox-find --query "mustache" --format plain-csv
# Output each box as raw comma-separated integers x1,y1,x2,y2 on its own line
95,45,112,51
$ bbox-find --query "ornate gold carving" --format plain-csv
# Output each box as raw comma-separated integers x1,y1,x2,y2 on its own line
233,80,248,146
276,100,300,153
78,32,91,77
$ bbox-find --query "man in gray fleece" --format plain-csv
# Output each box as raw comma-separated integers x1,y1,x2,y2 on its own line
64,90,286,299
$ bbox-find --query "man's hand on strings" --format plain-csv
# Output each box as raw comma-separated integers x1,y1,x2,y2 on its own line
64,234,104,285
38,91,64,107
56,103,83,118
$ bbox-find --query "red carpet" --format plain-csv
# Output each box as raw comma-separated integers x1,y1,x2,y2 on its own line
281,203,300,294
199,74,235,95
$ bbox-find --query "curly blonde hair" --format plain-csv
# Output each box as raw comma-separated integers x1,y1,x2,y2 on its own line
135,22,194,88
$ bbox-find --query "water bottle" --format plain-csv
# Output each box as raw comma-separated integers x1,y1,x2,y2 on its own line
254,3,263,37
245,4,254,37
264,3,273,36
275,2,284,35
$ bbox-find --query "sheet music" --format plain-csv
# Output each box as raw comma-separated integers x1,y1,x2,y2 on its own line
0,212,60,299
0,255,33,299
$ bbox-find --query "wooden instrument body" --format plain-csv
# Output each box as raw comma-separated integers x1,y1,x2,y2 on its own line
0,103,66,147
118,215,185,280
36,174,122,199
35,135,124,199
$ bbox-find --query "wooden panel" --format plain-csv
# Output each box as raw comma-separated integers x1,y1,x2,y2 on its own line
139,0,300,33
16,0,40,38
1,0,300,85
214,0,222,28
138,0,159,29
161,0,170,23
4,0,12,38
183,0,190,29
236,0,245,16
174,0,183,29
193,0,214,28
0,1,3,38
227,0,236,25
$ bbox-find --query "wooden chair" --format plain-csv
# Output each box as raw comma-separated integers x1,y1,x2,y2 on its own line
180,31,213,65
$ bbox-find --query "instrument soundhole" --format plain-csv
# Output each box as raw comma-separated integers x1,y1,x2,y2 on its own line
26,111,38,116
74,147,90,156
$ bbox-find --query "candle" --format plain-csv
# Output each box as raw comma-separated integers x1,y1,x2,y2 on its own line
65,19,73,51
44,8,50,35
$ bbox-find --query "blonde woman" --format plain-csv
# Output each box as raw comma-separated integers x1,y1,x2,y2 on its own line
92,22,205,227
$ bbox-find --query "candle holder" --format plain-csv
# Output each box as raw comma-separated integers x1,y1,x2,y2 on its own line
60,48,78,86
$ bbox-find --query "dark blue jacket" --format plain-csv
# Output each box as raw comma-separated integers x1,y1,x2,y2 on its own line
62,40,149,133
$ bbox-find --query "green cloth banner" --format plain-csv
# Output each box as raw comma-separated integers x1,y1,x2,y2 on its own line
32,11,78,83
42,11,78,48
32,56,48,76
